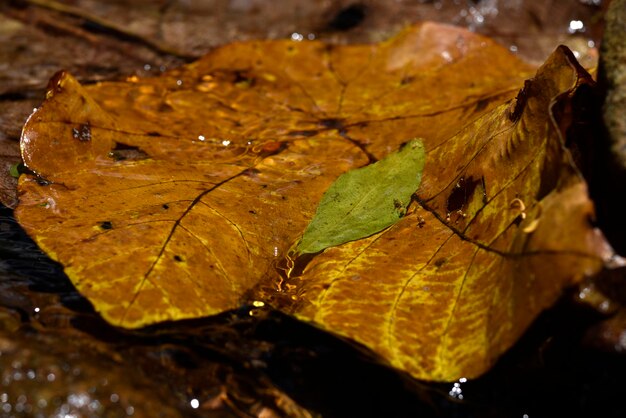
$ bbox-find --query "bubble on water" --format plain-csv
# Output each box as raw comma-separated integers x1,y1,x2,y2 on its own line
190,398,199,409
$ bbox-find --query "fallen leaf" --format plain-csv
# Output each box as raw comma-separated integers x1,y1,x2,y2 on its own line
15,23,615,381
297,138,425,254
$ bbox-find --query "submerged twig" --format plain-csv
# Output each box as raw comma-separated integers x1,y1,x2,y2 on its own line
23,0,197,60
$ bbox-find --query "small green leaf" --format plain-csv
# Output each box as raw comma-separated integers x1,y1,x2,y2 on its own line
297,139,426,254
9,162,22,179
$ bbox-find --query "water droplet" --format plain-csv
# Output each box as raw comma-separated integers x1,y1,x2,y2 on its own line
448,378,465,400
441,51,453,62
509,45,518,53
126,405,135,416
47,373,56,382
110,393,119,403
221,140,231,146
291,32,304,42
72,124,91,142
176,80,183,86
190,398,199,409
588,40,595,48
143,64,151,71
307,33,316,40
568,20,585,33
198,135,205,141
0,393,7,403
33,307,40,313
252,301,265,307
26,370,35,379
159,65,167,72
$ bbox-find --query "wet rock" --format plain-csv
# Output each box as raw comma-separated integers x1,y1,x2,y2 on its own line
594,0,626,254
0,327,187,418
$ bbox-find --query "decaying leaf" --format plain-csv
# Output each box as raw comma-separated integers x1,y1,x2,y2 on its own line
15,22,615,381
297,138,425,254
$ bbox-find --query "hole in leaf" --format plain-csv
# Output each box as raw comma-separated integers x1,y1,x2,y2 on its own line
288,130,319,137
99,221,113,230
509,80,531,122
109,142,149,161
446,176,481,213
319,118,345,130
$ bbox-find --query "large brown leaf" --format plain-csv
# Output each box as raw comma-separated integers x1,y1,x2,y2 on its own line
15,23,614,381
